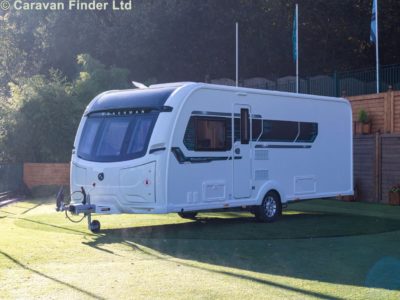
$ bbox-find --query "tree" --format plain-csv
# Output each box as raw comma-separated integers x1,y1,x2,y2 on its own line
1,71,79,162
74,54,131,104
1,1,400,85
0,54,131,162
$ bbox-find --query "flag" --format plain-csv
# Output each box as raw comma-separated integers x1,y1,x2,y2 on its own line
292,7,297,61
370,0,377,43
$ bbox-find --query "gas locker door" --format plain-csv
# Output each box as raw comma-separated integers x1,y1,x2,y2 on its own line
233,104,252,198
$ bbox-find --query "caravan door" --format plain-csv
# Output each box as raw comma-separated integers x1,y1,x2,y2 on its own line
233,104,252,198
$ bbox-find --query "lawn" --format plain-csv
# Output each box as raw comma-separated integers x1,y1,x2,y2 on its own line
0,198,400,299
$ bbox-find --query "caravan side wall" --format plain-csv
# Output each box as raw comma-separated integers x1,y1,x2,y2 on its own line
166,86,352,212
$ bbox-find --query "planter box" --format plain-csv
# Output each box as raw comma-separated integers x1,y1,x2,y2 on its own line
337,195,356,202
355,122,362,134
389,192,400,205
355,122,372,135
362,123,371,134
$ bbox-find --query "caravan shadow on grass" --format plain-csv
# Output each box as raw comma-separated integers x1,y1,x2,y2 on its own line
96,212,400,240
87,211,400,290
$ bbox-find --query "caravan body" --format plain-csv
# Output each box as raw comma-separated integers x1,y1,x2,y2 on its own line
71,82,353,216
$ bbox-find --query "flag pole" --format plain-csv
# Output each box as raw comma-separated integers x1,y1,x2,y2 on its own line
375,0,380,93
236,22,239,87
296,3,299,93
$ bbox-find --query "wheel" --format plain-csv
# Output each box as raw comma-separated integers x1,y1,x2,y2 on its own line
178,212,198,219
255,191,282,222
90,220,101,233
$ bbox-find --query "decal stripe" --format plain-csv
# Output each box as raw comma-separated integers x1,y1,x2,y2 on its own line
171,147,240,164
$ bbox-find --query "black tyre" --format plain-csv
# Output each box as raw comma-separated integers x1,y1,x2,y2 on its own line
178,212,198,219
255,191,282,222
90,220,101,233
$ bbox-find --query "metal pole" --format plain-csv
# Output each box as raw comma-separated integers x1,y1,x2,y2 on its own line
236,22,239,87
296,4,299,93
375,0,380,93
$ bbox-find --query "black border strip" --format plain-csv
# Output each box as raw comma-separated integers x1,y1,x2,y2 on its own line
255,144,312,149
191,111,262,118
171,147,241,164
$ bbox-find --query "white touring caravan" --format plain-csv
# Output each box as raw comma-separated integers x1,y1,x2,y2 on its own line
56,82,353,232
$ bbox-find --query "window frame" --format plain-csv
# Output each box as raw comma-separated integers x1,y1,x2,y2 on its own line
183,116,232,152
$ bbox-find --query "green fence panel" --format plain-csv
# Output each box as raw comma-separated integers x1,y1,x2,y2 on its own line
265,64,400,97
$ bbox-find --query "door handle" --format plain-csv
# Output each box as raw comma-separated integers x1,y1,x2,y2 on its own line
235,148,241,154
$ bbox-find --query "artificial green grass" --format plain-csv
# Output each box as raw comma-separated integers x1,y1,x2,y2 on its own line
0,198,400,299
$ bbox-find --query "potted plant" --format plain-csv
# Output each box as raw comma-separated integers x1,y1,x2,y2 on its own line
389,185,400,205
356,109,371,134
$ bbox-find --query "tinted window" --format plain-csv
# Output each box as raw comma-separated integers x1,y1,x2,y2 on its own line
88,87,176,114
183,116,231,151
234,118,241,142
260,120,298,142
127,116,155,154
252,119,262,140
77,113,158,162
297,122,318,143
95,118,130,157
79,118,102,158
183,117,196,150
240,109,250,144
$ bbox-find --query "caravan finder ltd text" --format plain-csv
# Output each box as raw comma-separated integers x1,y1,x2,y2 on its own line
7,0,133,11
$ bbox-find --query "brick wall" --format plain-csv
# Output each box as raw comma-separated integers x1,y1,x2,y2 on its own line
349,89,400,134
23,163,70,189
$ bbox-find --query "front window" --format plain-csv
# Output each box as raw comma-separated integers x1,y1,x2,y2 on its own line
78,112,158,162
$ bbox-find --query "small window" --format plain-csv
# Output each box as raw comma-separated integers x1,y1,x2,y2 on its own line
260,120,298,142
240,108,250,144
183,116,231,151
196,118,228,150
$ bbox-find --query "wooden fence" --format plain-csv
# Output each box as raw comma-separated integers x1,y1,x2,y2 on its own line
354,134,400,203
348,88,400,134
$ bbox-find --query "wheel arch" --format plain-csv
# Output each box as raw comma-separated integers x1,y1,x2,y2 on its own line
256,180,286,205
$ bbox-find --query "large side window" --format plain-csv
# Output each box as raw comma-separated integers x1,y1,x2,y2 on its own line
297,122,318,143
252,119,262,140
260,120,298,142
183,116,231,151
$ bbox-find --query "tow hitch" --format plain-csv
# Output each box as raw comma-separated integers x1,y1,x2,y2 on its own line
56,186,100,233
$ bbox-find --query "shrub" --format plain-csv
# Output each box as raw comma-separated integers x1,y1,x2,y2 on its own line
358,109,370,124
